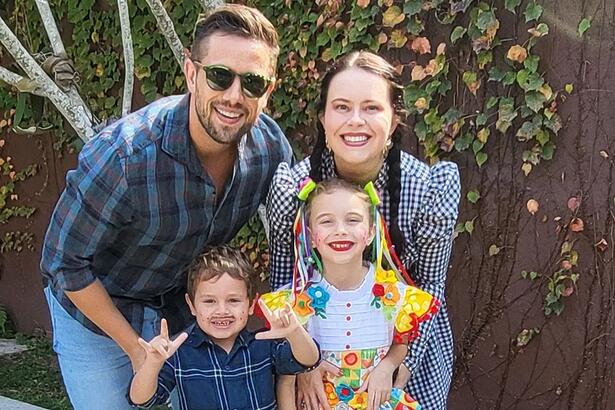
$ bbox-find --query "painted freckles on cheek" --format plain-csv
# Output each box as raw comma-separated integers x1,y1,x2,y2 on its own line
311,232,323,248
361,232,370,246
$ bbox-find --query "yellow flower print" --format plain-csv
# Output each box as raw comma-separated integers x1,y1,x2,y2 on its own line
403,287,434,316
375,267,397,284
260,290,290,311
395,311,413,333
348,391,369,409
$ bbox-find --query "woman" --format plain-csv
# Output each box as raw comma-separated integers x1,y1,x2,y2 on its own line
267,51,460,409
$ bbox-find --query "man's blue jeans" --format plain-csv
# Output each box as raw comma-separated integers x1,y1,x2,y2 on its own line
44,286,162,410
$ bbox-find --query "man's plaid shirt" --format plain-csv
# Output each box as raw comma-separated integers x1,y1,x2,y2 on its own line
41,94,292,335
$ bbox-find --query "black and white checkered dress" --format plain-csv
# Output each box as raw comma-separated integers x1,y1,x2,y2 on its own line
266,149,460,409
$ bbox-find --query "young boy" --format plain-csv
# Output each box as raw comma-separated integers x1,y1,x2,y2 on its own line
129,246,320,409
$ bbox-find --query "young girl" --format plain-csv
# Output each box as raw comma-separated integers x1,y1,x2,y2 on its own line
261,179,439,410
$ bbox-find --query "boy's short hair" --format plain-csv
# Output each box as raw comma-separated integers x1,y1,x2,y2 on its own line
186,245,255,301
191,4,279,70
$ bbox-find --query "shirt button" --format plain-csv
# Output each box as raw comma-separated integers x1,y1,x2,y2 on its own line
225,365,231,370
346,331,351,337
346,303,351,308
346,315,351,321
345,344,351,350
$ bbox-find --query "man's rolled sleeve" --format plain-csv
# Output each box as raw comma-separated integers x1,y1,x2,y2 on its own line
41,137,133,292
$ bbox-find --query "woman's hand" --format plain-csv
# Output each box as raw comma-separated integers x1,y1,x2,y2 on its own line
393,363,411,389
296,361,341,409
358,361,395,410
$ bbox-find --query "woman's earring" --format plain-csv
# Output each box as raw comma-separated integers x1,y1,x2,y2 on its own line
325,137,332,151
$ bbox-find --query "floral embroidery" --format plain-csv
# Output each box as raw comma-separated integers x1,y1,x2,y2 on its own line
324,381,339,406
392,287,441,344
388,388,421,409
382,283,400,306
342,351,359,368
336,384,354,402
348,391,368,409
371,283,399,320
307,285,330,318
294,292,315,318
395,311,416,334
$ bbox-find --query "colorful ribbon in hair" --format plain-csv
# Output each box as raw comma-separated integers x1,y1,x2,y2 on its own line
364,181,415,287
291,178,415,299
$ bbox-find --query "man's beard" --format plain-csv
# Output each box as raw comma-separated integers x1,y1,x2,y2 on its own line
196,98,252,145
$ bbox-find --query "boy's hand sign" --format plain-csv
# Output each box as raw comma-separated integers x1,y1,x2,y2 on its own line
138,318,188,364
255,299,301,340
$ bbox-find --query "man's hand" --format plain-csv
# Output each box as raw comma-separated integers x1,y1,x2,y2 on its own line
137,319,188,366
296,361,341,410
255,300,301,340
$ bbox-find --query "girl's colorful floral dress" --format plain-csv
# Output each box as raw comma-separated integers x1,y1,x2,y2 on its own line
260,264,439,410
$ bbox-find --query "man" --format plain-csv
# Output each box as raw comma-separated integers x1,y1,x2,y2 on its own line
40,5,291,409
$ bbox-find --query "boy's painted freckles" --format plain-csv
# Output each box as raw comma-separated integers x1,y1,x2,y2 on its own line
185,273,254,352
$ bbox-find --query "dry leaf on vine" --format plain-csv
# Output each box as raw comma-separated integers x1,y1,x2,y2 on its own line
527,199,539,215
506,45,528,63
411,37,431,54
569,217,584,232
411,65,427,81
595,238,608,252
567,197,581,212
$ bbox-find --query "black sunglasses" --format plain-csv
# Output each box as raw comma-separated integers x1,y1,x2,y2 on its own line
192,60,272,98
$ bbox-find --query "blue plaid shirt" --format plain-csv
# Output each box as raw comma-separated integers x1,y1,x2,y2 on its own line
40,94,292,335
130,324,314,410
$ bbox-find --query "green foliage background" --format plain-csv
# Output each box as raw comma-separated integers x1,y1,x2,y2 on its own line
0,0,571,312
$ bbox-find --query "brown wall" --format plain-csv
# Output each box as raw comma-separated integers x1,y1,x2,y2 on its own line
446,0,615,408
0,130,77,335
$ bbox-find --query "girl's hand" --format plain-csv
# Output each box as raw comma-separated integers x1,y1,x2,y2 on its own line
296,361,341,410
137,318,188,365
255,300,301,340
357,362,395,410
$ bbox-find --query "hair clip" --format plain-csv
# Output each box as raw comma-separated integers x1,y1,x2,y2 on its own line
363,181,381,206
297,178,317,201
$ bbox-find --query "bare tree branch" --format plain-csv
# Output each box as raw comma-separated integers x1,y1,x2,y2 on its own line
144,0,184,67
0,66,26,88
33,0,66,56
198,0,225,10
33,0,94,123
117,0,134,117
0,66,47,97
0,17,94,141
